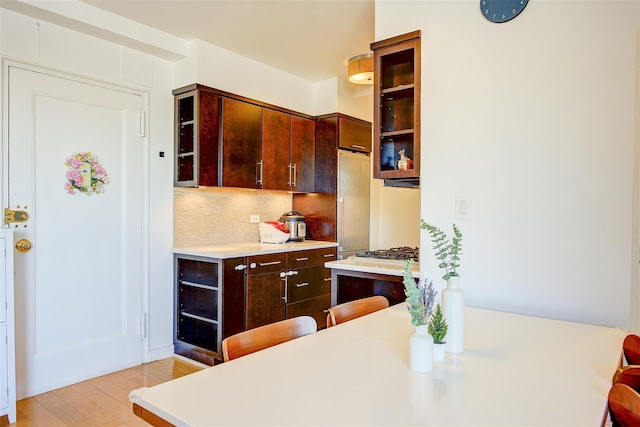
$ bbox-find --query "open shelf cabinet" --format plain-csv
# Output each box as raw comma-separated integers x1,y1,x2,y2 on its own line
371,30,421,186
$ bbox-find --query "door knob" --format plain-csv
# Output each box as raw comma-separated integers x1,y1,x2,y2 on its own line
15,238,32,253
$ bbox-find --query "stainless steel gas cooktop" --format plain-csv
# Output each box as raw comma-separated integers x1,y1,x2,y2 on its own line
355,246,418,262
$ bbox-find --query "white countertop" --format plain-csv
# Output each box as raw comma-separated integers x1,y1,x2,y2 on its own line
326,256,420,277
173,240,338,259
131,303,626,426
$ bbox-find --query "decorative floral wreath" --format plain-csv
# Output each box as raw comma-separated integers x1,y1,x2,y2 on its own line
64,152,109,195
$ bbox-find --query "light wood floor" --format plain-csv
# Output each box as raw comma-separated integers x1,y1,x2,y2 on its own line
0,357,203,426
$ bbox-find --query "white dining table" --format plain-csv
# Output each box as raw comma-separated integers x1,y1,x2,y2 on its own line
130,303,627,426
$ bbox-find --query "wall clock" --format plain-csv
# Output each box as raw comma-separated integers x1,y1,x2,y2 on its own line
481,0,528,23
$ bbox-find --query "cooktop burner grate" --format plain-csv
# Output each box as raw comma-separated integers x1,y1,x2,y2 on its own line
355,246,419,261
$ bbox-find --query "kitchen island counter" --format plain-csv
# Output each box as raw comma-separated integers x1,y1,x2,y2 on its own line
325,256,419,306
174,240,338,259
325,256,419,277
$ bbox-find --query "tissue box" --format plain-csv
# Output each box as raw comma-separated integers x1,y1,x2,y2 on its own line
259,222,290,244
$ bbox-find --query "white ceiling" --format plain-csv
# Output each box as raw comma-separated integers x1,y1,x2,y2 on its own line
81,0,375,83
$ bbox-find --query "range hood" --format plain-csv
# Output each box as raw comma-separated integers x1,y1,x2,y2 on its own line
383,178,420,189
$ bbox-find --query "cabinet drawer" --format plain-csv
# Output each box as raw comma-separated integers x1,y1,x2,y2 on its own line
247,253,286,275
314,248,337,265
286,294,331,329
287,266,331,304
339,117,372,153
287,248,337,269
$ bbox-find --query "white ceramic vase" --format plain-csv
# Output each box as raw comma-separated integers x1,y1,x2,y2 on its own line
443,276,464,354
433,342,446,361
409,325,433,372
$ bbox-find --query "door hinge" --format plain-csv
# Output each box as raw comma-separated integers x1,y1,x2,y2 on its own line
139,312,147,339
139,111,146,137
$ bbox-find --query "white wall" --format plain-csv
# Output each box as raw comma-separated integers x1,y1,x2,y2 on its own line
370,183,420,249
376,0,639,328
176,40,317,115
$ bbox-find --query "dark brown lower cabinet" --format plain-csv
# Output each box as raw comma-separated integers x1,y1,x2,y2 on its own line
174,255,221,366
174,247,336,365
285,264,332,327
246,252,287,330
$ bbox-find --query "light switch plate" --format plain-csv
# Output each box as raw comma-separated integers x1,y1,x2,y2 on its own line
250,215,260,224
455,196,472,220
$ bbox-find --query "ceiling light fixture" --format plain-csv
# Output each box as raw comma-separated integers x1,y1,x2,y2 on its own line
347,54,374,84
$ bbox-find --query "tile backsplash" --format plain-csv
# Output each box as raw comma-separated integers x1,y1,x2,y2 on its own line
174,187,292,247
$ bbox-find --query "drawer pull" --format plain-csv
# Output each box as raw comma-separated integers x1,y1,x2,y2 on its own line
259,261,282,267
323,253,336,258
295,257,309,262
323,278,332,282
296,282,310,287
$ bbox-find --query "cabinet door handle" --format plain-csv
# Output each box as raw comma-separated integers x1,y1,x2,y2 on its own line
259,261,282,267
234,264,247,271
292,163,297,187
295,257,309,262
280,270,298,277
323,253,335,258
256,160,263,185
282,276,288,302
323,277,332,282
351,144,366,150
295,282,310,288
286,163,292,186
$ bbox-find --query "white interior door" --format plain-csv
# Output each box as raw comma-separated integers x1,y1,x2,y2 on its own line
7,65,145,398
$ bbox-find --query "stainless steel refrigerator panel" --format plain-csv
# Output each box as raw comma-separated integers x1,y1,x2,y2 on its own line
337,150,370,258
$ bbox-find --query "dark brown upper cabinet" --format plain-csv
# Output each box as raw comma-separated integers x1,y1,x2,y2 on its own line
220,98,263,189
371,30,421,185
174,89,220,187
174,84,315,191
262,110,315,192
262,108,290,190
290,116,315,192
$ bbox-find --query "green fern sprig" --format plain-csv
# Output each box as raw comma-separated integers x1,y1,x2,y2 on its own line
428,303,448,343
421,220,463,281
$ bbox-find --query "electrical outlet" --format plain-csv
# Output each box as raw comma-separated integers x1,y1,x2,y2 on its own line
249,215,260,224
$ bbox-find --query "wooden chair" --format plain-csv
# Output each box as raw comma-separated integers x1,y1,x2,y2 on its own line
609,383,640,426
614,366,640,393
326,295,389,328
221,316,317,362
623,334,640,365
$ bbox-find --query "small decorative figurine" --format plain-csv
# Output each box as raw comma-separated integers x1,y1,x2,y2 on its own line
397,149,414,170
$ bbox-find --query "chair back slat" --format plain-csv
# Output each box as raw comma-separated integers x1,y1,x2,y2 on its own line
327,296,389,328
222,316,317,362
624,334,640,365
614,366,640,393
609,383,640,426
